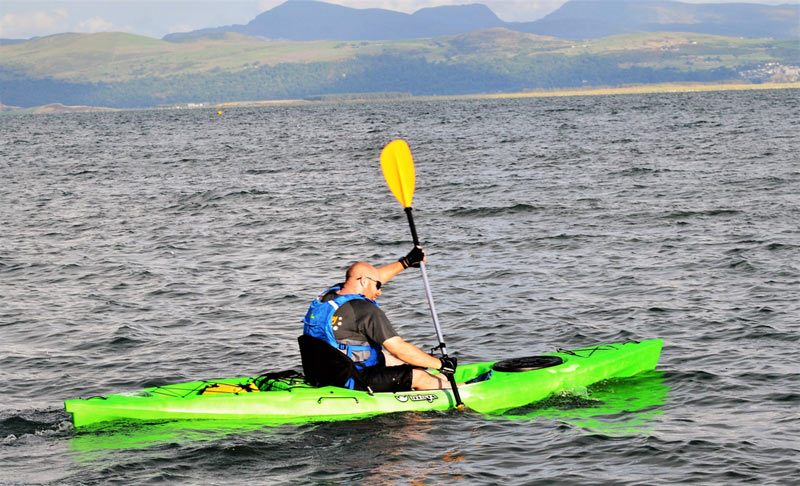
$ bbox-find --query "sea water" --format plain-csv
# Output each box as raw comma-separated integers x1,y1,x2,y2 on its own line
1,89,798,485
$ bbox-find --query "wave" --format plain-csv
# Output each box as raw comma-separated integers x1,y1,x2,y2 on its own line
663,209,742,219
447,203,543,218
614,167,674,176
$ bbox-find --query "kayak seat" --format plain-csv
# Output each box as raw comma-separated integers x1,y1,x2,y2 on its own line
297,335,374,394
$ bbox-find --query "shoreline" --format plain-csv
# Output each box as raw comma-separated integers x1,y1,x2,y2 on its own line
4,82,798,115
439,82,800,100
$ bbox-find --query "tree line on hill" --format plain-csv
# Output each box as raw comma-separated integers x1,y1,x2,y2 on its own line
1,54,743,108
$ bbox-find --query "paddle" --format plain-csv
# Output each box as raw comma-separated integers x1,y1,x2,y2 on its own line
380,139,464,410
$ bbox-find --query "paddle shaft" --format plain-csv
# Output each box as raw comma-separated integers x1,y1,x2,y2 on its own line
405,209,446,349
404,207,463,408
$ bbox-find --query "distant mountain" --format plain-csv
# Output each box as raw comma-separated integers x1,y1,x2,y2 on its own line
515,0,800,39
163,0,799,42
164,1,504,41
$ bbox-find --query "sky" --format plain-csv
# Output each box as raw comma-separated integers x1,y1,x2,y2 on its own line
0,0,791,40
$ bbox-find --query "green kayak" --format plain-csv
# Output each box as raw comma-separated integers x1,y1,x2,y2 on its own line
65,339,662,428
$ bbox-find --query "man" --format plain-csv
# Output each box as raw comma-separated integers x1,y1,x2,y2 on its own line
302,248,457,392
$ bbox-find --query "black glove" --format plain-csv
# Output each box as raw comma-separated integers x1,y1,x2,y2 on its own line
439,356,457,376
399,246,424,269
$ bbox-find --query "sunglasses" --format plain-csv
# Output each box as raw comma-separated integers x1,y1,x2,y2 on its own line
360,276,382,290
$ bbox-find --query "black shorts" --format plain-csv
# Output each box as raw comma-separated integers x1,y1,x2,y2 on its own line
357,364,414,392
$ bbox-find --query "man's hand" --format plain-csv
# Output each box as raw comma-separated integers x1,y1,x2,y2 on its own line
439,356,457,376
399,246,425,269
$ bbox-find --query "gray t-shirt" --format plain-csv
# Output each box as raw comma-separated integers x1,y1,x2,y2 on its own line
321,286,399,362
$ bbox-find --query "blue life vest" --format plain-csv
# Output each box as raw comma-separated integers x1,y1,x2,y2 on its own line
302,286,383,388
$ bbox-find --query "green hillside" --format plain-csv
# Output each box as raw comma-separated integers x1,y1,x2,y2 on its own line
1,29,797,107
0,32,437,81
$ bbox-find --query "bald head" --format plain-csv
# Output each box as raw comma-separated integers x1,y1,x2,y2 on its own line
346,261,377,282
340,261,383,299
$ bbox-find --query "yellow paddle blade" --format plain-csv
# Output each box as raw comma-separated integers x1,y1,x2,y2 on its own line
380,139,416,208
